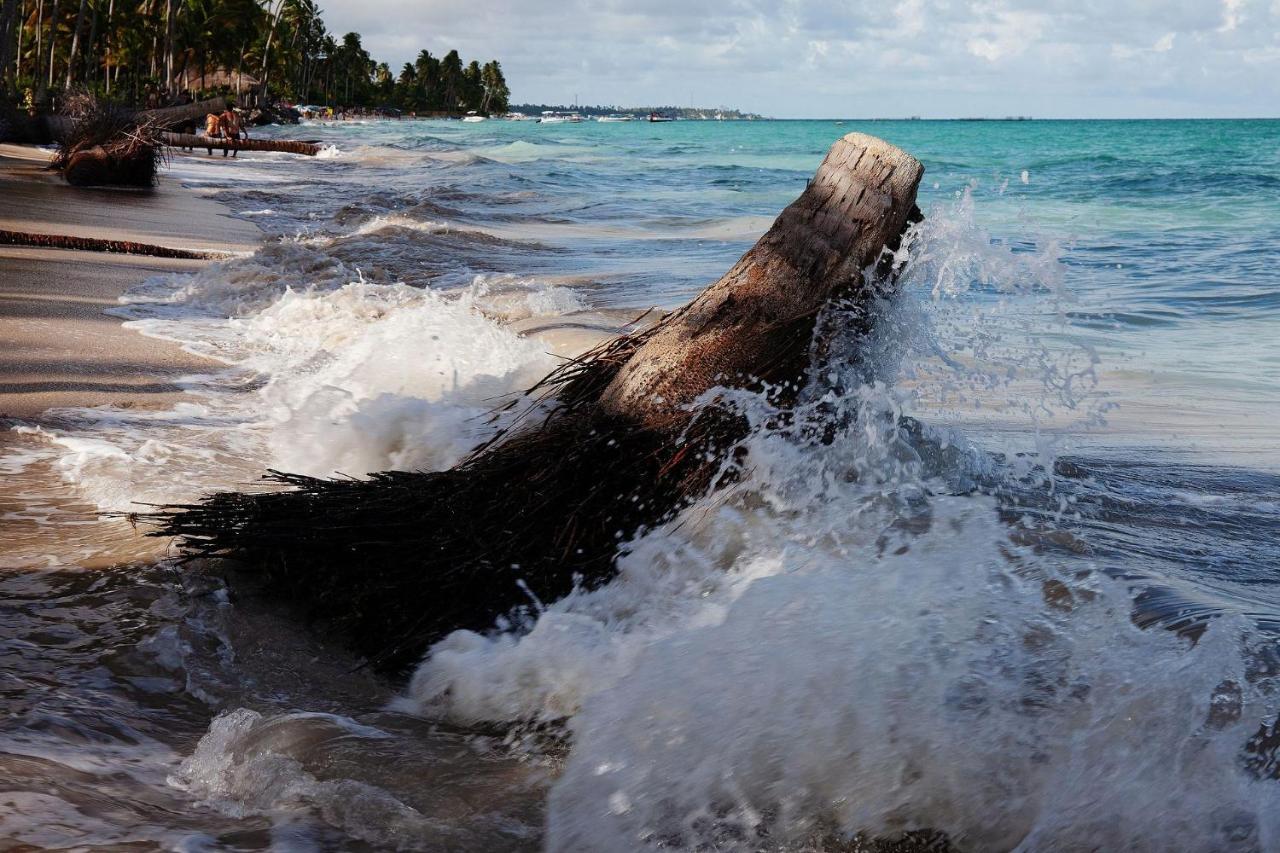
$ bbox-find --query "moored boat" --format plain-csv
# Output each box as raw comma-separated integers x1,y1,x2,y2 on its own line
538,111,584,124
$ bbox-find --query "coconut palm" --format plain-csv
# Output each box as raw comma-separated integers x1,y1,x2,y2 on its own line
0,0,512,112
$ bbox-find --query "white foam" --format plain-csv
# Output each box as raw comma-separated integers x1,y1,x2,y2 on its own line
402,379,1280,849
13,248,566,507
247,281,555,477
171,708,539,850
546,502,1277,850
172,709,431,847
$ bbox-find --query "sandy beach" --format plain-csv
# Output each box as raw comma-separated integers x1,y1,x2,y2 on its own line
0,145,265,570
0,144,261,419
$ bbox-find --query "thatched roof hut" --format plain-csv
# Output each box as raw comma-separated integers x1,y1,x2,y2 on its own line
176,68,261,95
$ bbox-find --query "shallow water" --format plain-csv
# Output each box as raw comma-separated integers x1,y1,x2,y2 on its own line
3,118,1280,850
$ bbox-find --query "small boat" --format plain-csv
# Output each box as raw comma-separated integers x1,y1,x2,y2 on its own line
647,112,675,123
596,114,634,122
538,111,584,124
462,111,486,123
504,112,529,121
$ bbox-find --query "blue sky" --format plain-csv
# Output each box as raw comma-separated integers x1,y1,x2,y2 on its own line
325,0,1280,118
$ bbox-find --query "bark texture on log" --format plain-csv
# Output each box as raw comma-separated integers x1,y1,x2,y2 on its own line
0,228,223,258
160,132,321,156
140,97,229,129
43,98,228,141
599,134,923,430
149,133,924,673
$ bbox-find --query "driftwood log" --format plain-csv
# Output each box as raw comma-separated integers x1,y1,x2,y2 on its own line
150,133,924,673
160,132,323,156
0,228,223,259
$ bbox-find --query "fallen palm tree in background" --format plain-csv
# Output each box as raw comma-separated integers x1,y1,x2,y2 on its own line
141,97,231,130
147,133,925,674
160,132,323,156
44,94,319,181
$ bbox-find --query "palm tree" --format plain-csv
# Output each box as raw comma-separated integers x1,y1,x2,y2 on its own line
462,58,480,110
439,48,460,112
256,0,285,98
336,30,366,103
60,0,84,87
481,60,508,113
2,0,511,115
0,0,20,90
44,0,57,88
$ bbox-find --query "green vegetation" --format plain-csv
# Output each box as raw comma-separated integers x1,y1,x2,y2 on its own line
0,0,508,112
392,50,509,114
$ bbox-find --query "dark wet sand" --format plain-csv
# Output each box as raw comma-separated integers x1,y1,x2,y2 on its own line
0,144,261,420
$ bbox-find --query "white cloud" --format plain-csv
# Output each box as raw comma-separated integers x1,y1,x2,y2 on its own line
964,4,1048,62
319,0,1280,117
893,0,927,37
1219,0,1245,31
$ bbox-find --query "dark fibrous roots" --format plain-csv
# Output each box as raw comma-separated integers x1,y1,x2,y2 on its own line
53,91,166,187
151,358,746,674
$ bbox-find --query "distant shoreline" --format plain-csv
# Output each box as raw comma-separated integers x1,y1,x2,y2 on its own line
772,115,1280,122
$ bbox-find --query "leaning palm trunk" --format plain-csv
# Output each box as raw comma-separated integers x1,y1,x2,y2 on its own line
62,0,86,88
257,0,285,100
44,0,57,87
139,95,227,128
149,133,925,674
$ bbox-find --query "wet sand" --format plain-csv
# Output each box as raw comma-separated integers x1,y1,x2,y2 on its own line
0,145,264,568
0,144,261,420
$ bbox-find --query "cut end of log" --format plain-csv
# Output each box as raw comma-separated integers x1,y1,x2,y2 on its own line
782,132,924,262
596,133,924,429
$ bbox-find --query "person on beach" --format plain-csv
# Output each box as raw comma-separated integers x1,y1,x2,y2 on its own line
204,112,222,156
220,108,247,157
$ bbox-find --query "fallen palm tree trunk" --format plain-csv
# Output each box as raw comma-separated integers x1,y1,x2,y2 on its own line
160,132,322,156
148,133,924,674
0,228,225,259
36,98,229,146
140,97,230,130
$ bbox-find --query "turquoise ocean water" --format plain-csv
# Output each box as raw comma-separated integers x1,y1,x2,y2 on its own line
2,118,1280,849
261,118,1280,451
